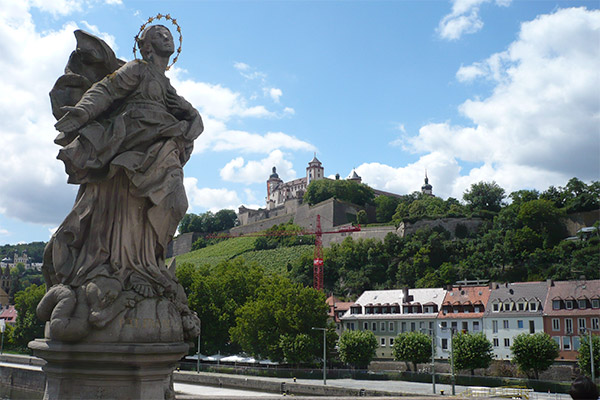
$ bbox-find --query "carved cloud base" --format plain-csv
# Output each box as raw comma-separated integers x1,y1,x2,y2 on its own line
29,339,188,400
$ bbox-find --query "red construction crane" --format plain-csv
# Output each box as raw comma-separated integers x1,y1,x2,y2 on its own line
203,214,361,291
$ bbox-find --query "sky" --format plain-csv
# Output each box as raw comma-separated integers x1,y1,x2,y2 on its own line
0,0,599,245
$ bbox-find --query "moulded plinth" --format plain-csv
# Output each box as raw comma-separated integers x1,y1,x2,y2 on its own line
29,339,189,400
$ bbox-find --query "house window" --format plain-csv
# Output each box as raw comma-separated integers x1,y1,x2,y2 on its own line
372,322,377,331
381,322,386,332
429,321,434,331
473,321,480,332
420,321,425,330
566,319,573,334
503,320,509,329
530,303,537,311
578,299,587,309
565,300,573,310
410,322,416,332
563,336,571,351
518,303,525,311
364,322,368,330
504,338,510,347
552,336,561,349
440,321,447,329
451,321,458,331
401,322,407,332
474,306,481,313
552,319,560,331
442,338,448,350
517,320,524,329
453,308,458,314
578,318,586,332
347,323,355,331
492,320,498,333
529,320,535,334
380,337,386,347
573,336,581,351
462,321,469,332
592,299,600,309
389,322,394,332
390,337,394,346
553,300,561,310
592,318,599,330
493,303,500,312
493,338,499,347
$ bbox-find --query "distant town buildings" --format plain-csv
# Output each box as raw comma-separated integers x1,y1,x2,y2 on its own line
340,279,600,362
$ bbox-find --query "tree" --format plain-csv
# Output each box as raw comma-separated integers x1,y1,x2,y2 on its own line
303,179,374,206
338,330,378,369
178,209,238,234
511,332,559,379
12,284,46,347
517,199,566,246
392,331,432,371
356,210,368,225
374,195,400,223
230,275,328,363
463,181,506,213
452,332,494,375
577,334,600,378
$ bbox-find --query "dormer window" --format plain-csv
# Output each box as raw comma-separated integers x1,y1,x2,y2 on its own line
578,299,587,309
592,299,600,309
565,300,573,310
493,303,500,312
552,300,561,310
517,302,525,311
530,303,537,311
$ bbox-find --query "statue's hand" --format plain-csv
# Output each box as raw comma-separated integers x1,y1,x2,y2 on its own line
166,88,195,120
54,106,88,133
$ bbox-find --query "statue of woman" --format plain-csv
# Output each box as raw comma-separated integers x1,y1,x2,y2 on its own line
38,24,202,343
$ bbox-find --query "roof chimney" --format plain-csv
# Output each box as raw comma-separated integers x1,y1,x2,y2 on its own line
546,279,554,287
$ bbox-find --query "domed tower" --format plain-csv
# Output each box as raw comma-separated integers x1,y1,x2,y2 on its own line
421,172,433,196
267,166,283,198
306,154,324,185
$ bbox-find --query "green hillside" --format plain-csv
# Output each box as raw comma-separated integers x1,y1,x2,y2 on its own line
174,236,313,274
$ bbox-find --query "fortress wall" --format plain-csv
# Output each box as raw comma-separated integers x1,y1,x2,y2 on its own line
167,232,200,258
398,217,484,238
563,209,600,236
323,226,398,247
230,213,295,235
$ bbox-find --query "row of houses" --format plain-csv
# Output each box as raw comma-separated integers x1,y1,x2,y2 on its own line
328,279,599,361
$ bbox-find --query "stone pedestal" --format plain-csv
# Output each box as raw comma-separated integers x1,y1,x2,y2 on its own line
29,339,188,400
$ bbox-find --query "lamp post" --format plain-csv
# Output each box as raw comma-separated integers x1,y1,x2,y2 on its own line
196,320,201,373
312,327,327,385
421,328,436,394
439,325,456,396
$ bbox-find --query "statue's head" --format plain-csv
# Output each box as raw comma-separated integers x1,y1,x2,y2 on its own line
138,25,174,61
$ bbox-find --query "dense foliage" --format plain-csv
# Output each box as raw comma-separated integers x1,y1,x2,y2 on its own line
577,334,600,379
178,209,237,234
452,332,494,375
392,331,432,371
337,330,378,369
303,179,375,206
289,178,599,298
229,275,329,363
11,284,45,349
510,332,559,379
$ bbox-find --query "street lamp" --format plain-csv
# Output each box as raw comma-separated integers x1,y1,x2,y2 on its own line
438,324,456,396
312,327,327,385
196,320,201,373
421,328,436,395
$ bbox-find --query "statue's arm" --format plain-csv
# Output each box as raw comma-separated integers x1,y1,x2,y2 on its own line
54,61,143,134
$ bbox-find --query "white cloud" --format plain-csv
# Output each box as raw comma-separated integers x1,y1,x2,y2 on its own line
0,228,10,236
184,178,242,212
267,88,283,103
415,7,600,196
283,107,295,115
437,0,511,40
220,150,296,184
234,62,250,71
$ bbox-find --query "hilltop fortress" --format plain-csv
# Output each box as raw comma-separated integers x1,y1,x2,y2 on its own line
231,156,464,246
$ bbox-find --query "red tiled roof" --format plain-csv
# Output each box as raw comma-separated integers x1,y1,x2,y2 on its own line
544,280,600,316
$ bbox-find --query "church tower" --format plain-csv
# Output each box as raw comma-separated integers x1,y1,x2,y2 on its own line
267,166,283,198
306,154,324,185
421,172,433,196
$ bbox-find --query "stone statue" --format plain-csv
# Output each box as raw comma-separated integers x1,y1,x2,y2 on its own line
30,20,202,399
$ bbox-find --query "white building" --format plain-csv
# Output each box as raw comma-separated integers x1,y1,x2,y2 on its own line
483,281,548,360
340,288,445,359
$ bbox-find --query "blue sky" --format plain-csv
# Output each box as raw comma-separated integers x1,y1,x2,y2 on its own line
0,0,598,244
